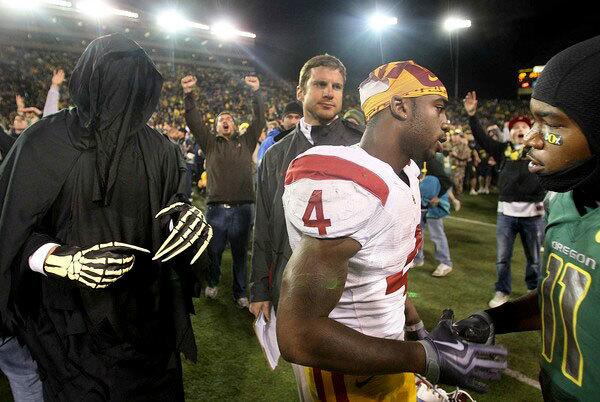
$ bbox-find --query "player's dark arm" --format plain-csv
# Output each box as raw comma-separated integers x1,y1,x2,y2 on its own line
455,290,540,344
486,290,541,333
404,297,421,326
277,235,426,375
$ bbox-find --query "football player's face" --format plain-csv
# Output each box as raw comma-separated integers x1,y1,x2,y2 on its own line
525,98,592,175
408,95,449,160
297,67,344,125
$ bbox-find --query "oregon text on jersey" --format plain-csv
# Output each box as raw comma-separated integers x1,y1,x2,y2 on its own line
551,241,597,269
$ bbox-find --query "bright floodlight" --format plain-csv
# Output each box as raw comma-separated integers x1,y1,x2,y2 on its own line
76,0,111,17
210,21,256,40
443,17,471,31
157,10,187,32
1,0,39,9
211,21,236,39
368,13,398,32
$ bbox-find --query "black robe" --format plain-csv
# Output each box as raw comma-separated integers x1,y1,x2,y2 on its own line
0,34,198,401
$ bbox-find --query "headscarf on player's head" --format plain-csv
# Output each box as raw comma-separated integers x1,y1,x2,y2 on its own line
358,60,448,122
69,33,163,206
531,35,600,193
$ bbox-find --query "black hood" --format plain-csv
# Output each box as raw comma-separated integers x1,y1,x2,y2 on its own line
69,33,163,205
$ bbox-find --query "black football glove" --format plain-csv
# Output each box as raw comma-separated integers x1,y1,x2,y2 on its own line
43,242,150,289
152,202,212,264
418,309,507,393
454,311,495,345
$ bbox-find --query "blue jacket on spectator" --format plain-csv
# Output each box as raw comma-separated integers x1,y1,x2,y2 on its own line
257,128,279,163
420,176,451,219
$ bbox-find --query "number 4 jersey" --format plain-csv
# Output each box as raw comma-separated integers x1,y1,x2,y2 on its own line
539,191,600,400
282,145,422,340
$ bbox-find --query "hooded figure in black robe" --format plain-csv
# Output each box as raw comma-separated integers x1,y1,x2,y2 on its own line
0,34,201,401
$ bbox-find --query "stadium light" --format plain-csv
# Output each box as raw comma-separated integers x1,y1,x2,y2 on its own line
76,0,138,19
211,21,235,39
76,0,111,17
1,0,39,9
368,13,398,32
44,0,72,6
157,10,185,31
211,21,256,40
157,10,209,32
443,17,471,32
443,16,472,98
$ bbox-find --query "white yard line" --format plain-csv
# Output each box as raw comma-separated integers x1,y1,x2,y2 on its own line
505,368,541,390
447,216,496,228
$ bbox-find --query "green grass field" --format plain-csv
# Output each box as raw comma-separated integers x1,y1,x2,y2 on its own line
1,193,543,401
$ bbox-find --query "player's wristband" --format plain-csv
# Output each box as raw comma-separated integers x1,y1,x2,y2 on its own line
405,320,425,332
418,339,440,384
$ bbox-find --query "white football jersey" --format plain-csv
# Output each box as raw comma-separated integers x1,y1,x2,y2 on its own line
282,145,423,340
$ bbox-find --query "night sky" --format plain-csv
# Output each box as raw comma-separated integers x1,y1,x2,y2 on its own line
137,0,600,99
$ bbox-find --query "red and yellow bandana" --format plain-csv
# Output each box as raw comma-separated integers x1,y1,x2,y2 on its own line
359,60,448,121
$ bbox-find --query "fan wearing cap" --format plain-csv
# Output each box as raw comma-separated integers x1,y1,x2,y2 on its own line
464,92,546,309
276,61,507,401
455,35,600,401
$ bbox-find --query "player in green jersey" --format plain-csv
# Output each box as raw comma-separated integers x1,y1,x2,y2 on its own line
453,35,600,401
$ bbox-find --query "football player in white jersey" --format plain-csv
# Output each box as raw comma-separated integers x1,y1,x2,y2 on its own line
277,61,508,401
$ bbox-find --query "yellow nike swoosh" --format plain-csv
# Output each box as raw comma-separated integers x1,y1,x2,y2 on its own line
428,75,439,82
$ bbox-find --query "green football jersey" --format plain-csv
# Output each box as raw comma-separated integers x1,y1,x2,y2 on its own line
539,191,600,400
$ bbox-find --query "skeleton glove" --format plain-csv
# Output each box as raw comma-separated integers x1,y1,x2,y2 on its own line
152,202,213,264
43,242,150,289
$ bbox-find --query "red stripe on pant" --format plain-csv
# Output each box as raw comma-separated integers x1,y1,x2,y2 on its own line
313,368,327,402
331,372,349,402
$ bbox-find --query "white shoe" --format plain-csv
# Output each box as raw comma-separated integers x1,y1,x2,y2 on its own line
432,263,452,277
452,199,461,212
488,291,509,308
236,297,249,308
470,189,478,195
482,188,490,194
414,260,425,267
205,286,218,299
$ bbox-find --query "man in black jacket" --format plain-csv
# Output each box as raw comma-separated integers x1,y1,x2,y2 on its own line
464,91,545,308
249,54,363,321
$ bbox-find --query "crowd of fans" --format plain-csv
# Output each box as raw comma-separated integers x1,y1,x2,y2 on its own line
1,44,532,199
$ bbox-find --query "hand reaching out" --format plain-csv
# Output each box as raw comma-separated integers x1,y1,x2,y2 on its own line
244,75,260,92
181,75,198,94
463,91,478,117
51,69,65,87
